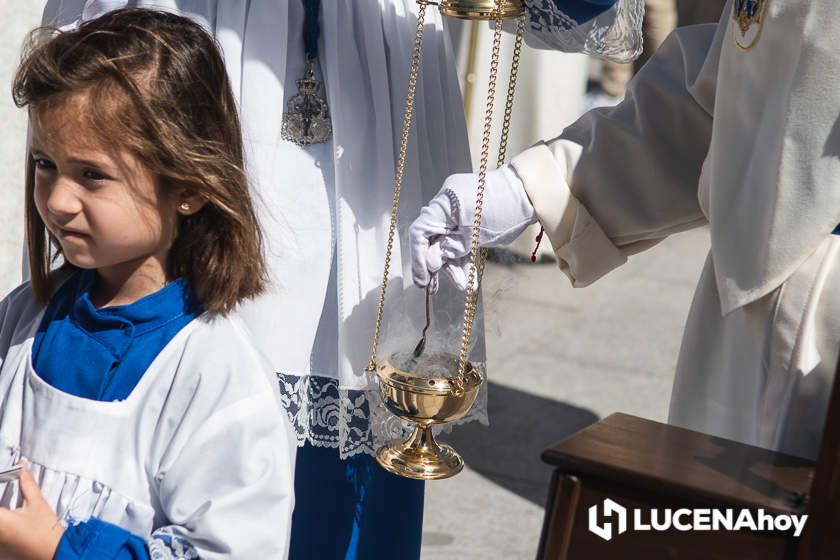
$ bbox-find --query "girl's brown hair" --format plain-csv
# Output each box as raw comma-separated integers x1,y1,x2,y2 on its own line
13,8,266,313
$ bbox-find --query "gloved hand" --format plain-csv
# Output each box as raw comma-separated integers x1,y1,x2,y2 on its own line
409,164,537,291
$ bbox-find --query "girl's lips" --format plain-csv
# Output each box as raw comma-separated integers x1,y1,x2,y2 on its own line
58,228,88,240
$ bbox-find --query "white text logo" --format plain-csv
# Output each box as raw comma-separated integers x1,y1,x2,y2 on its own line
587,499,807,541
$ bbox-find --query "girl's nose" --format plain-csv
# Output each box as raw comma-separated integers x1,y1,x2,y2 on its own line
46,176,83,217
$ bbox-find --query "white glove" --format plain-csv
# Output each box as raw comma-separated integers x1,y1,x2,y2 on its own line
409,165,537,291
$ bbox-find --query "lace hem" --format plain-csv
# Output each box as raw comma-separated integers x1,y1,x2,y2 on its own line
277,370,489,459
525,0,645,63
148,527,200,560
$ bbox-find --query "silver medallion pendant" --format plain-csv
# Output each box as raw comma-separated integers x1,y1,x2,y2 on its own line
281,59,332,146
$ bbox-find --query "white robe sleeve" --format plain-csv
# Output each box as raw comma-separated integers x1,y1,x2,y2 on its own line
144,317,296,559
511,22,723,286
149,389,294,559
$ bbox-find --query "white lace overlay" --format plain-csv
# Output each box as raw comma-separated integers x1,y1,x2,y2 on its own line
277,369,489,459
148,527,200,560
525,0,645,63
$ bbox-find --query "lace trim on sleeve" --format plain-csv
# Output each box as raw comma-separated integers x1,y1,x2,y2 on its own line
526,0,645,63
148,527,199,560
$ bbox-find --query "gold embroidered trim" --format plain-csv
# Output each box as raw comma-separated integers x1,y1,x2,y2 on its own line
732,0,769,51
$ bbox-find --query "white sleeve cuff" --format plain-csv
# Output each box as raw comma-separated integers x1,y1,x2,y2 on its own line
511,143,627,287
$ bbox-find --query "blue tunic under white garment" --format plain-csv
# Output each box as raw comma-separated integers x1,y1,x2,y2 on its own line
30,270,201,558
0,272,296,558
32,270,201,402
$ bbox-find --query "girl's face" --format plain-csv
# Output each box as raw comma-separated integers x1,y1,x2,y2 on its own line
29,99,182,290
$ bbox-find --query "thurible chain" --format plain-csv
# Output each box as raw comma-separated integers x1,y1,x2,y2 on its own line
367,1,524,379
366,2,428,373
457,13,504,376
458,11,524,375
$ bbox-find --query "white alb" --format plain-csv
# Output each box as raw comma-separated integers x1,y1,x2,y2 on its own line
0,282,296,558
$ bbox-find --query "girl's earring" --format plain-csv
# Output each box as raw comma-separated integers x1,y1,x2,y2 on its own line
179,202,191,213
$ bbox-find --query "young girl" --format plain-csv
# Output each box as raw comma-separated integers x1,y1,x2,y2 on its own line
0,8,294,559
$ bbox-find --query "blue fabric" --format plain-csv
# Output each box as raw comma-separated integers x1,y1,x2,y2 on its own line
289,443,425,560
302,0,321,61
734,0,762,18
56,518,147,560
35,269,201,560
32,269,202,401
548,0,618,23
833,223,840,235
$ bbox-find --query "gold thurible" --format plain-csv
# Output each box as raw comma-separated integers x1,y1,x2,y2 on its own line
367,0,525,480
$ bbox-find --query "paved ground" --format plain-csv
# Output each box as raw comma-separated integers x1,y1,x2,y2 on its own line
0,4,712,558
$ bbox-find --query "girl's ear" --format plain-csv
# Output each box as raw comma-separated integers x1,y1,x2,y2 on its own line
175,188,207,216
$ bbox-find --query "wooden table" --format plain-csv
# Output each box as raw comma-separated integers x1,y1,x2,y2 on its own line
538,413,814,560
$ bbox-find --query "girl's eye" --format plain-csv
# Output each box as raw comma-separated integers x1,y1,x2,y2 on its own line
82,169,110,181
33,158,56,170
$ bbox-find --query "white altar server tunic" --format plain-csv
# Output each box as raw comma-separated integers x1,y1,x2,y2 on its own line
510,0,840,459
0,282,296,557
